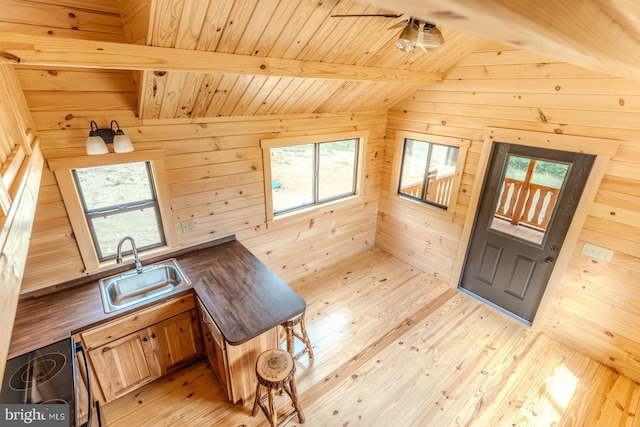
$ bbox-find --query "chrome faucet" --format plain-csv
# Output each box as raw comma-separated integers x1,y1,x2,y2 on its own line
116,236,143,273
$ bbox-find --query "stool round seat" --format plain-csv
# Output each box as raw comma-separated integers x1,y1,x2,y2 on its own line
256,349,295,388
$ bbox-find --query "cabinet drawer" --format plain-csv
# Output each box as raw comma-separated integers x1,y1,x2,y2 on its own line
196,297,225,349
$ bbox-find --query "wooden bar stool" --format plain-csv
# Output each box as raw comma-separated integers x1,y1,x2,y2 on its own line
281,312,314,361
252,349,305,426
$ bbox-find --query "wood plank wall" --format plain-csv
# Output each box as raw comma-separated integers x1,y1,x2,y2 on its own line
1,1,131,287
18,66,385,292
380,41,640,383
5,0,381,293
0,64,43,390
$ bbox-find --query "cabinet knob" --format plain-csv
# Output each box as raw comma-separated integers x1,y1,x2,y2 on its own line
142,337,148,342
202,314,211,324
151,333,157,339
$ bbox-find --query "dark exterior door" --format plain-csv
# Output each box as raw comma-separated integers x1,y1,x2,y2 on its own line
460,142,594,324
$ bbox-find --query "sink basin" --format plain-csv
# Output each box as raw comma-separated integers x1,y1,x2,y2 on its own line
99,258,191,313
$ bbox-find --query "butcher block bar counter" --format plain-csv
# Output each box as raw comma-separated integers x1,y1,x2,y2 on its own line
193,245,306,345
9,236,306,358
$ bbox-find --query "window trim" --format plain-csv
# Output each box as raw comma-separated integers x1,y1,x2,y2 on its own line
390,131,470,217
261,131,368,222
73,162,165,261
49,150,177,272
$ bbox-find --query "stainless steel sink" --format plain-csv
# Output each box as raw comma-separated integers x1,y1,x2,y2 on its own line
99,258,191,313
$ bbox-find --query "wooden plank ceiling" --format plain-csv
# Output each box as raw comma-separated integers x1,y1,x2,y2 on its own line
3,1,640,120
364,0,640,82
128,0,640,120
122,0,483,120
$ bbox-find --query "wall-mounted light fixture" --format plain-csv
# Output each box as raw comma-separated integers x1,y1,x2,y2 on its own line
86,120,134,155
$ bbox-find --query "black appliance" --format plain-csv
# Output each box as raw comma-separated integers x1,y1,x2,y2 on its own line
0,337,100,427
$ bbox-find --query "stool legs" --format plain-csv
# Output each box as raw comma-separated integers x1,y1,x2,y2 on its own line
283,314,314,360
298,315,314,360
288,375,305,423
268,388,277,427
285,327,295,358
251,381,262,417
252,382,304,426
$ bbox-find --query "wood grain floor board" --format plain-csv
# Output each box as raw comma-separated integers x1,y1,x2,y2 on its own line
101,247,640,426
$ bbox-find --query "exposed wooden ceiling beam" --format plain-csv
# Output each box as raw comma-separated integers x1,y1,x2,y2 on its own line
361,0,640,81
0,32,442,85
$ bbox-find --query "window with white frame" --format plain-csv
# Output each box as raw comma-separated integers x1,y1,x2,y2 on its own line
49,150,176,271
262,131,367,219
73,161,165,260
391,131,470,215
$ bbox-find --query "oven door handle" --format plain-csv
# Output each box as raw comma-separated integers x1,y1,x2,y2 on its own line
75,341,95,427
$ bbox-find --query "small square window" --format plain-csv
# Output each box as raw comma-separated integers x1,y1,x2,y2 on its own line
264,134,363,218
73,162,165,260
398,139,460,208
391,131,470,216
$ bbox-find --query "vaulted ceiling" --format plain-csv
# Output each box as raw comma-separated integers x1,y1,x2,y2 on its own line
1,0,640,123
366,0,640,82
127,0,482,119
0,0,485,121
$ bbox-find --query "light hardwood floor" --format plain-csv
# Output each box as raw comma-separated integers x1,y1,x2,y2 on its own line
101,248,640,426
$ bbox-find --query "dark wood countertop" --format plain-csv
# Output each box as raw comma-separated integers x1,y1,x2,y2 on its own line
9,237,305,358
193,240,306,345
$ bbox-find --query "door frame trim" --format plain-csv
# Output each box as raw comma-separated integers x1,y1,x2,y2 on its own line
452,127,619,330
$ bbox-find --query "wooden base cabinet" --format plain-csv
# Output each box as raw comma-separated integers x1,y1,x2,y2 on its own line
80,295,202,403
198,299,232,400
196,297,278,405
88,330,153,401
148,310,203,376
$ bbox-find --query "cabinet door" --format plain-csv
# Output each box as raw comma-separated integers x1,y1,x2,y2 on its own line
210,332,232,401
88,330,153,402
198,310,216,364
148,310,202,376
196,298,232,400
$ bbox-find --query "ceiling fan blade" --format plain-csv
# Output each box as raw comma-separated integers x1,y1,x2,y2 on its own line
330,14,403,18
421,22,445,48
388,20,409,30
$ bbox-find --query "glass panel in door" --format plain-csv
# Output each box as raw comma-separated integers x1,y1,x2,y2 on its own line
489,155,570,246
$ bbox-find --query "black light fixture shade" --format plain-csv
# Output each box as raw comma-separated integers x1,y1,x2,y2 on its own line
86,120,134,155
